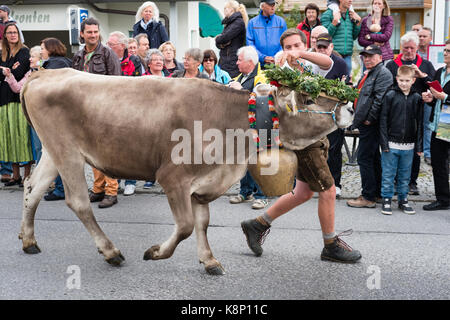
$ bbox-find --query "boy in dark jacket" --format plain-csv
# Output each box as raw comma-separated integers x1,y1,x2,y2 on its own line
379,65,423,215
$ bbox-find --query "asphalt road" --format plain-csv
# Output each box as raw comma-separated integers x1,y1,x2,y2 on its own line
0,189,449,300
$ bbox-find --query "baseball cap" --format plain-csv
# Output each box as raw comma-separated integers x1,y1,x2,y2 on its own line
360,45,382,56
316,33,332,47
261,0,276,5
0,5,10,14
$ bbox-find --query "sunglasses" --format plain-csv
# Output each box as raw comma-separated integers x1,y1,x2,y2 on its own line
317,45,329,49
444,49,450,54
203,58,215,62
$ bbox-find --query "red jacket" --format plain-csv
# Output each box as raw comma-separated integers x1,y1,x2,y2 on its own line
120,50,142,76
296,18,321,49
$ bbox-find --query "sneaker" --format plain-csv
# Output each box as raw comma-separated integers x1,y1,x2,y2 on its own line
143,181,154,189
424,157,431,165
335,186,341,198
408,183,419,195
123,184,136,196
241,218,271,257
381,198,392,215
399,199,415,215
229,194,254,204
347,195,376,208
44,192,65,201
321,230,362,263
89,191,105,203
251,199,268,210
98,195,118,209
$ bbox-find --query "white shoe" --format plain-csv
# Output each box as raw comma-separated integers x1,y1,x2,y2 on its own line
252,199,268,210
229,194,254,204
123,184,136,196
336,186,341,198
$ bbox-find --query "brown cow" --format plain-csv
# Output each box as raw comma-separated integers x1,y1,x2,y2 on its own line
19,69,353,275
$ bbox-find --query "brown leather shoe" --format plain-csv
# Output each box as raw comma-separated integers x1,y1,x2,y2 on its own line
1,174,11,183
347,195,376,208
89,191,105,203
98,195,118,209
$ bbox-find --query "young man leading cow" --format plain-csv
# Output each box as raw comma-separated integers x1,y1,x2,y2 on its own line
240,28,362,264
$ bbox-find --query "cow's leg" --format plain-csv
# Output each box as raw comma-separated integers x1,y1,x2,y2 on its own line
143,184,194,261
20,150,58,254
191,198,225,275
59,160,124,266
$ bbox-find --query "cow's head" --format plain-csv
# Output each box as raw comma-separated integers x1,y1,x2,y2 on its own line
254,84,354,150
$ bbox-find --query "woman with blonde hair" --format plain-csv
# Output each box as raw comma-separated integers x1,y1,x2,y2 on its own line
159,41,183,76
358,0,394,61
215,0,248,78
0,23,32,187
132,1,168,49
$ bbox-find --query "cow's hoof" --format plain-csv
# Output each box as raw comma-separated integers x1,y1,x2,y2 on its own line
205,264,225,276
23,244,41,254
143,245,160,260
106,253,125,266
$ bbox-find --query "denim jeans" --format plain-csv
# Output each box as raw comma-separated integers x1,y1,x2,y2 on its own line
422,103,432,158
125,180,136,186
357,125,381,201
342,54,352,77
52,175,65,197
0,161,12,176
381,148,414,200
30,127,42,164
239,171,266,200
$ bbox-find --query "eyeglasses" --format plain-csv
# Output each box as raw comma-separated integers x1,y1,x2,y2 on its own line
203,58,215,62
6,31,18,36
444,49,450,54
107,42,120,47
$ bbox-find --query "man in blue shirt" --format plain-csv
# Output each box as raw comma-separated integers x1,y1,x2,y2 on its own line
246,0,287,67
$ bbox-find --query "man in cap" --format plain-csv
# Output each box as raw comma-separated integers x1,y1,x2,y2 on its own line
347,45,393,208
0,5,25,42
246,0,287,68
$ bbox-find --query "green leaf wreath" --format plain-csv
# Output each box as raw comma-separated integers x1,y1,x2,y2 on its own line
264,65,359,102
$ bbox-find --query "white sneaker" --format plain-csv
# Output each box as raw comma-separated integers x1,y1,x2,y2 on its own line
252,199,268,210
336,186,342,198
229,194,254,204
123,184,136,196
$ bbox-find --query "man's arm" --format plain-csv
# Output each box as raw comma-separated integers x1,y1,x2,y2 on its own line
105,48,121,76
367,69,393,124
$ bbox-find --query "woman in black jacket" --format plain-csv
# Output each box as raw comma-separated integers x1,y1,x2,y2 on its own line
422,40,450,211
215,0,248,78
0,23,31,187
132,2,168,49
39,38,72,201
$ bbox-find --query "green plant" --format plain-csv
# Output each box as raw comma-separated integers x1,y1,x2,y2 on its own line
276,3,302,29
264,65,359,102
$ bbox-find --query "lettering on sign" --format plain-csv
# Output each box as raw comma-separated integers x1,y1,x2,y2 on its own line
10,10,51,25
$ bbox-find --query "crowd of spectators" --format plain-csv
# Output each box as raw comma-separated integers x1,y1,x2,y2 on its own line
0,0,448,214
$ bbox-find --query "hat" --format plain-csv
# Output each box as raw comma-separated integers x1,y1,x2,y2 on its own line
0,5,10,14
360,45,382,56
316,33,332,47
261,0,276,5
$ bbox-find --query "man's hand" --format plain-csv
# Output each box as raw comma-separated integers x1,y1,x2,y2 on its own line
12,61,20,70
332,10,341,26
264,56,275,65
363,120,371,125
228,81,243,90
349,11,362,25
410,64,427,78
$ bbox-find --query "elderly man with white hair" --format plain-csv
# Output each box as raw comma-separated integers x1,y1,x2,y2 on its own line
386,31,436,196
228,45,270,210
309,25,329,51
229,46,266,91
132,1,168,49
107,31,142,76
